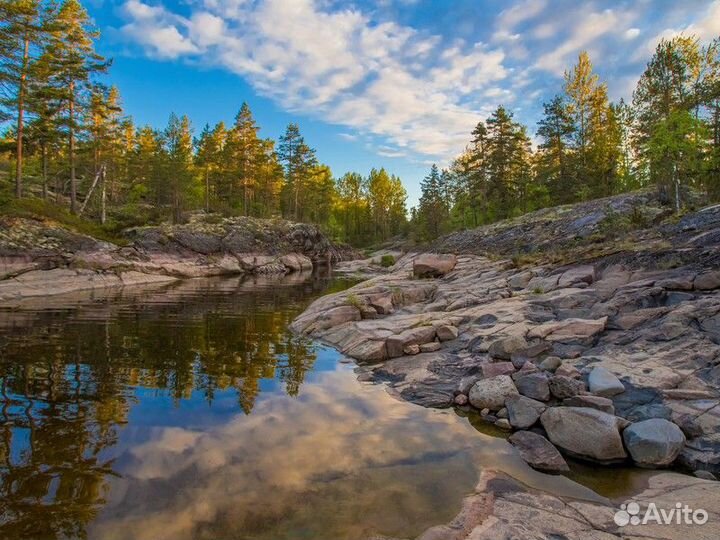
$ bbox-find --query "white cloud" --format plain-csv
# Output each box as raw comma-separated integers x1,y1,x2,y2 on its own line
624,27,641,40
643,0,720,56
495,0,547,35
116,0,720,165
118,0,509,159
120,0,198,59
534,9,635,74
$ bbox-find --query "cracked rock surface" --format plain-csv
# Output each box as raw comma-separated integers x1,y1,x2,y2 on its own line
293,192,720,477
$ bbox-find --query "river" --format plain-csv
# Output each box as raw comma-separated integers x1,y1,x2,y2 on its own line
0,272,654,540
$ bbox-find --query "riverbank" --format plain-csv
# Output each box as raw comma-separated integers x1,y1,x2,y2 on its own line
293,190,720,536
0,212,354,304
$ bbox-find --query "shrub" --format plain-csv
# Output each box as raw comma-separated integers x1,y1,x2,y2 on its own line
380,254,395,267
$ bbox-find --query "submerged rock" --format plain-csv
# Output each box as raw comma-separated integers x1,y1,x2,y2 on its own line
508,430,569,472
623,418,686,467
541,407,628,462
505,395,546,429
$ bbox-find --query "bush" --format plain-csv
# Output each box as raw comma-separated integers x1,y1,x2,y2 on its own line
0,197,127,245
380,254,395,267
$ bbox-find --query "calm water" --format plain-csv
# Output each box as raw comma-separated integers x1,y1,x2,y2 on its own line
0,273,650,540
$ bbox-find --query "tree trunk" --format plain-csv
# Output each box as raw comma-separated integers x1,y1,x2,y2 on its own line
15,35,30,199
205,167,210,212
101,167,106,225
294,176,300,221
41,143,48,200
69,81,77,214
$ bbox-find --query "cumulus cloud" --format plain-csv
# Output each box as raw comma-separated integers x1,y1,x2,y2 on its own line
116,0,720,163
642,0,720,57
534,8,636,74
117,0,509,159
88,368,596,540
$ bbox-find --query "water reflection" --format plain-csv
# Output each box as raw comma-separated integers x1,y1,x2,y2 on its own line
0,274,353,539
0,273,640,540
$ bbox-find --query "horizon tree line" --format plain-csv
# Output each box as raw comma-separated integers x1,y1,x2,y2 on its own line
0,0,408,246
414,35,720,240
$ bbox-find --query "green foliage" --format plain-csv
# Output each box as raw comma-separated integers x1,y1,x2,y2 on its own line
596,204,652,239
0,196,126,244
380,254,395,267
2,3,720,248
345,293,363,309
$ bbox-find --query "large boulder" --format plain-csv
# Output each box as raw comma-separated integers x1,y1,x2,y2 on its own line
562,395,615,415
344,339,387,362
588,366,625,397
436,325,459,342
540,407,628,462
505,395,546,429
413,253,457,278
367,293,394,315
312,305,361,331
468,375,519,411
623,419,686,467
508,430,569,473
513,372,550,402
386,326,436,358
557,265,596,288
279,253,313,272
538,356,562,372
548,375,586,399
694,271,720,290
480,361,516,378
489,336,529,360
507,270,533,289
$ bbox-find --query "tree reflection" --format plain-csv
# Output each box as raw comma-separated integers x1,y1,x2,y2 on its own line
0,274,350,539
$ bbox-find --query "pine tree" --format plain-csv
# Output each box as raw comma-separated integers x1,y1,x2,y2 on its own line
252,137,283,217
226,103,262,215
278,123,317,220
634,36,713,208
131,125,164,204
335,172,366,243
86,85,122,221
47,0,109,213
485,105,531,219
25,48,62,199
163,114,195,223
564,51,614,198
536,95,575,203
417,164,448,239
0,0,50,197
195,122,226,212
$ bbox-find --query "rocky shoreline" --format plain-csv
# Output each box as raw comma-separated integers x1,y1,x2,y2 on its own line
292,191,720,536
371,469,720,540
0,214,353,304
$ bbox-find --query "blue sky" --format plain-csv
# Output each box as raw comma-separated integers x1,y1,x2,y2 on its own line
87,0,720,206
